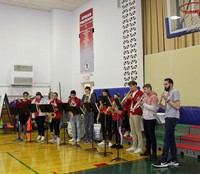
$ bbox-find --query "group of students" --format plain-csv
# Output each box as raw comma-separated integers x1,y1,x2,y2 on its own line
13,91,62,143
12,77,180,168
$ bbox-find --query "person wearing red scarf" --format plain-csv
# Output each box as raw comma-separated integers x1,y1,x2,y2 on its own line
32,92,47,142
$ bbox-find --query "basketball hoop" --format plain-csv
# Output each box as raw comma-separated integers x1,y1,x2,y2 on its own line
179,1,200,32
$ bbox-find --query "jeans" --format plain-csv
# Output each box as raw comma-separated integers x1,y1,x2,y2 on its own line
161,117,178,162
70,114,81,140
143,119,157,155
84,112,94,142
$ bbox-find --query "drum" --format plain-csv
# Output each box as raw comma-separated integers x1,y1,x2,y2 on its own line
94,123,102,141
156,113,165,124
66,118,85,139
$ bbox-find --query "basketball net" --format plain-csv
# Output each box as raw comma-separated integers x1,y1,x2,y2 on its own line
179,1,200,32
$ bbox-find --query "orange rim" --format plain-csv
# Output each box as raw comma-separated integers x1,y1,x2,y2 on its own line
179,2,200,14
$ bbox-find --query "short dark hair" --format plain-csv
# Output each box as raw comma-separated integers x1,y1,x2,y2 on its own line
164,78,174,85
143,83,152,90
128,80,137,86
85,86,91,91
23,91,29,96
70,90,76,95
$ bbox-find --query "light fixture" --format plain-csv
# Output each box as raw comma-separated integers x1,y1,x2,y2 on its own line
170,16,181,20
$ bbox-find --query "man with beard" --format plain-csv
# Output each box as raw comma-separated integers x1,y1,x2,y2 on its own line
153,78,180,168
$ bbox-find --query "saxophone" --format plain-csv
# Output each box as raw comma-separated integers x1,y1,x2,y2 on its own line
48,100,56,123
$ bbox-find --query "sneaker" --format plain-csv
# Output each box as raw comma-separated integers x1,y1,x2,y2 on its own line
23,135,27,139
17,137,23,142
111,144,117,148
37,135,41,140
108,142,112,147
76,138,81,143
124,131,129,137
152,161,169,168
134,148,143,154
41,136,45,141
57,137,60,145
98,141,105,146
140,151,151,156
126,146,137,152
116,144,124,149
69,138,75,142
167,159,179,166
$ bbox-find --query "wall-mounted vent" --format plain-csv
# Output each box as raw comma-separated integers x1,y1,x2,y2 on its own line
11,65,34,86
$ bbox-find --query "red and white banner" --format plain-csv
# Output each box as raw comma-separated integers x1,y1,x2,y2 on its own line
80,8,94,74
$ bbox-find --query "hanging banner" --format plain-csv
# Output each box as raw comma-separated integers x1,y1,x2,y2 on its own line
80,8,94,74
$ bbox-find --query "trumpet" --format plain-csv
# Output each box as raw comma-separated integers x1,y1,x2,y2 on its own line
121,89,131,104
153,91,165,116
130,94,145,112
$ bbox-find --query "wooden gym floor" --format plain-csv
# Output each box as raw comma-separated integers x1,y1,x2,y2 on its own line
0,130,199,174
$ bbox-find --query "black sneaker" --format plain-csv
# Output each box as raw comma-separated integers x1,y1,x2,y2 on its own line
111,144,117,148
167,159,179,166
152,161,169,168
116,145,123,149
140,151,151,156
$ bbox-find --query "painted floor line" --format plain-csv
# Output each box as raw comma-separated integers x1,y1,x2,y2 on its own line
7,152,40,174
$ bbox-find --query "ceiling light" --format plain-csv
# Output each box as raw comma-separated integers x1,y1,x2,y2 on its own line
170,16,181,20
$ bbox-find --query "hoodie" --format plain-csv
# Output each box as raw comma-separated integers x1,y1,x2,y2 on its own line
142,91,158,120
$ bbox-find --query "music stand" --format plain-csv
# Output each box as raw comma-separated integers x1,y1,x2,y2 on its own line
69,106,84,148
57,103,71,146
39,104,55,144
98,96,113,156
23,104,38,143
84,102,99,152
111,98,127,162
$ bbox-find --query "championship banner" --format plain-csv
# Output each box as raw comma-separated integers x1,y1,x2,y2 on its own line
80,8,94,74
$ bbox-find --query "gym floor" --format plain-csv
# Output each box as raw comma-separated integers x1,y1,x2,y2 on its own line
0,131,199,174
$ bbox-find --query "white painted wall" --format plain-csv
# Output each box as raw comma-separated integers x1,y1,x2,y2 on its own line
71,0,143,95
0,4,51,96
50,9,73,101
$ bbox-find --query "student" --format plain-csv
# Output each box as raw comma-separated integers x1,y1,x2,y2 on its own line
82,86,96,144
68,90,82,142
32,92,47,143
15,91,31,142
111,93,124,149
97,89,114,147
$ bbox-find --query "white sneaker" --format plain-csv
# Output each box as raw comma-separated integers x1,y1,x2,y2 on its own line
98,141,105,146
76,138,81,143
126,146,137,152
124,131,129,137
37,135,41,140
57,137,60,145
108,142,112,147
69,138,75,142
134,148,143,154
41,136,45,141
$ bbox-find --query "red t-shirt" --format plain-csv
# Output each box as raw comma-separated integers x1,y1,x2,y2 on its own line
68,97,81,107
112,110,124,121
126,90,144,116
50,99,62,119
101,98,114,116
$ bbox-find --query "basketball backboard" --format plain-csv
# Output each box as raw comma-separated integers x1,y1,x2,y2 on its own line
166,0,200,38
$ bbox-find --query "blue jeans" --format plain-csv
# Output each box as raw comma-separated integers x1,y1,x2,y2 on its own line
161,117,178,162
84,112,94,142
70,115,81,140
